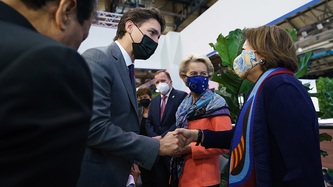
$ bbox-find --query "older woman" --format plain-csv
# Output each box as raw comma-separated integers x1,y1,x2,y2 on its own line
176,25,324,187
170,54,232,187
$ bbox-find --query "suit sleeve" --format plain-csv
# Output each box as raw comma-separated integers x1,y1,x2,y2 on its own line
191,115,232,159
202,129,234,149
82,48,159,169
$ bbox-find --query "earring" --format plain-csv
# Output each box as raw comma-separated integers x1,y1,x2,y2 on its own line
259,59,266,65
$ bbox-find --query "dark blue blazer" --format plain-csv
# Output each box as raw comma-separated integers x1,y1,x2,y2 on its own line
202,73,324,187
146,88,187,137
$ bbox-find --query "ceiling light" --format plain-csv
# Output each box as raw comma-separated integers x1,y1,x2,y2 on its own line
301,31,308,37
297,48,303,53
316,23,323,30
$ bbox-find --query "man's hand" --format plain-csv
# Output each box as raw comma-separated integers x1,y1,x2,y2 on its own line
158,132,182,156
130,164,140,184
172,145,191,157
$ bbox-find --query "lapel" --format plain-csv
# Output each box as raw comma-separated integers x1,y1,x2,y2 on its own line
107,43,138,115
155,95,161,122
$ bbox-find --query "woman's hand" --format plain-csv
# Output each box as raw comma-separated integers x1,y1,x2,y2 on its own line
174,128,199,146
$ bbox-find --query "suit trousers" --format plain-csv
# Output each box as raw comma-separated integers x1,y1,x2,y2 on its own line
152,156,171,187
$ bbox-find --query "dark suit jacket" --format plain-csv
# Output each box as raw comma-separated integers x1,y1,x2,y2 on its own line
76,42,161,187
146,88,187,137
0,2,93,187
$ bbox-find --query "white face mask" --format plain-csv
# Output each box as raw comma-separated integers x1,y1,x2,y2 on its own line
156,82,170,95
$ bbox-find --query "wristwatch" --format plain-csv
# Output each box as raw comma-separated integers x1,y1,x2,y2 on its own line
195,129,203,146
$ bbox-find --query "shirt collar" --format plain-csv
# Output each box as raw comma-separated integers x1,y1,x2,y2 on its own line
115,40,133,67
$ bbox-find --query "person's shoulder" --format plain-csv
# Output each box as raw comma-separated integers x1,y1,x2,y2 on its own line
82,45,109,58
1,20,67,50
262,73,299,90
16,36,88,75
211,93,227,105
173,88,187,96
151,94,161,101
0,21,91,85
261,72,308,100
82,42,120,63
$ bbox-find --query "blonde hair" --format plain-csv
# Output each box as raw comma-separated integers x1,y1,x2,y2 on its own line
178,54,214,79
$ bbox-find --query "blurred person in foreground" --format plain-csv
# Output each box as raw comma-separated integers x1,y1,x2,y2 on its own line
0,0,95,186
170,54,232,187
76,7,183,187
175,25,324,187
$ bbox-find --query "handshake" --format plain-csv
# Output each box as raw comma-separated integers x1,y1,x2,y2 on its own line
158,128,201,156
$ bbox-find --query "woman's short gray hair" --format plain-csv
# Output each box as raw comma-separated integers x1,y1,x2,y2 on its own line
178,54,214,78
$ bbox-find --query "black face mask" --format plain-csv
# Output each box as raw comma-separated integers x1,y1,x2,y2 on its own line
139,99,151,108
130,24,158,60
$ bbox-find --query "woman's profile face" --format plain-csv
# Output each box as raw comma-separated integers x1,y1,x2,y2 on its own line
242,40,254,51
243,40,263,61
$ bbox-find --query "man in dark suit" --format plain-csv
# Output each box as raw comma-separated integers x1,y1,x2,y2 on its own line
76,7,183,187
0,0,95,187
146,70,187,187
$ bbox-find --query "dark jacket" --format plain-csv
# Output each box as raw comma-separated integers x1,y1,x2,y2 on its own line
146,88,187,137
0,2,93,187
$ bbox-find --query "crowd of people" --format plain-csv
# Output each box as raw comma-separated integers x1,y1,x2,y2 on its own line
0,0,327,187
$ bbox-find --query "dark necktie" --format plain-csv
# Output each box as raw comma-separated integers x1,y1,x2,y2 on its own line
160,95,167,120
128,64,135,85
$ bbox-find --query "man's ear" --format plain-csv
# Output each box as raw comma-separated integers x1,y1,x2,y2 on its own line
55,0,77,30
125,20,134,34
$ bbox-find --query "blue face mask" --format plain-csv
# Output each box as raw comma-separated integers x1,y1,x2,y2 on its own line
186,75,209,94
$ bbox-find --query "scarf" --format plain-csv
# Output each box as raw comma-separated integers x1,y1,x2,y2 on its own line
170,89,230,187
228,68,293,187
